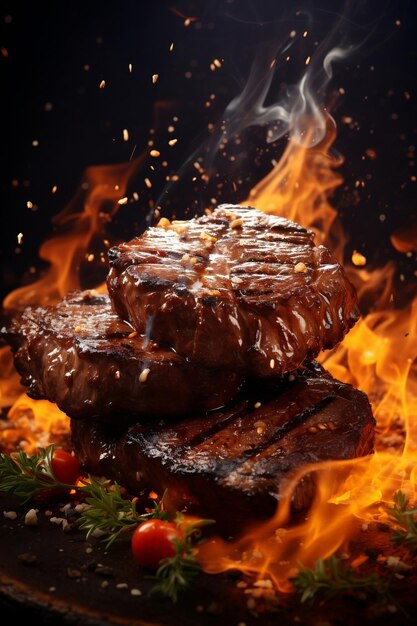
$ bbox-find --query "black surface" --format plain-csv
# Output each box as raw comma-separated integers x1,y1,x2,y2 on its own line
1,493,416,625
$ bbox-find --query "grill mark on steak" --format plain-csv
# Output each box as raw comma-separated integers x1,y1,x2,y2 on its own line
180,404,249,449
238,394,336,460
107,204,359,377
2,291,243,422
71,362,375,534
180,393,335,458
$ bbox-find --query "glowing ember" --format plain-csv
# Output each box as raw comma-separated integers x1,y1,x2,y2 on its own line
351,250,367,266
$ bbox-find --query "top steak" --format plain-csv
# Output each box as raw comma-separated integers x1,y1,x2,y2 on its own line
107,205,359,377
2,290,243,421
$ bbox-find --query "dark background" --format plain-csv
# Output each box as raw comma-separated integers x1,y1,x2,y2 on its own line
0,0,416,302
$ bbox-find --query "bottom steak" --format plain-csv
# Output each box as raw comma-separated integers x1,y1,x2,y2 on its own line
71,362,375,535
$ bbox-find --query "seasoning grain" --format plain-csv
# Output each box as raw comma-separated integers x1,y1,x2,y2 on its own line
139,368,150,383
24,509,39,526
131,588,142,596
294,262,307,273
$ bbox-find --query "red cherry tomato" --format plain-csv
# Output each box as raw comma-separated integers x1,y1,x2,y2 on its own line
131,520,181,570
51,450,81,485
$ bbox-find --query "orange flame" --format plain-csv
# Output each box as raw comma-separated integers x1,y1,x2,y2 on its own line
1,394,69,453
4,158,142,310
198,126,417,588
0,157,142,449
0,346,23,410
244,123,346,259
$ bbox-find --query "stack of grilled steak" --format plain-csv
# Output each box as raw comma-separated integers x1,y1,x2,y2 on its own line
3,205,375,533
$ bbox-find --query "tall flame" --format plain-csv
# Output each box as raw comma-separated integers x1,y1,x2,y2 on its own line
198,127,417,589
0,157,142,448
245,122,345,258
4,159,141,310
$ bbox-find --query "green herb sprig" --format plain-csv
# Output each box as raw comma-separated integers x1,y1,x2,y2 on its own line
78,479,169,548
291,555,390,604
0,446,170,547
0,446,72,502
0,446,212,601
151,516,214,602
387,490,417,555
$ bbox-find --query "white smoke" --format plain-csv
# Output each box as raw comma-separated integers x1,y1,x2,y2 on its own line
209,40,353,154
154,5,365,210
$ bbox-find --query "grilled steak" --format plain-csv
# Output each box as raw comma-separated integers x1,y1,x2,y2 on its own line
71,362,375,534
107,205,359,378
2,291,243,421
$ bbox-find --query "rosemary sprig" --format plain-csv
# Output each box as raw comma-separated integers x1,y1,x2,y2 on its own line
77,477,138,546
387,490,417,555
0,446,212,601
0,446,172,546
78,482,169,548
291,555,390,604
0,447,215,601
0,445,74,502
150,516,214,602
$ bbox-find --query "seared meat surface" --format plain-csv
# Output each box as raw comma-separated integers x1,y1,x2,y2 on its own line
72,362,375,534
2,200,374,534
2,291,243,421
107,205,359,377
